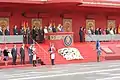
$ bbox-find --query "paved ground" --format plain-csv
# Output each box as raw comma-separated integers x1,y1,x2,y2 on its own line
1,61,120,80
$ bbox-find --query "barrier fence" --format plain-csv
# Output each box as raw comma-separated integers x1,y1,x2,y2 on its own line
85,34,120,41
0,35,23,43
1,34,120,43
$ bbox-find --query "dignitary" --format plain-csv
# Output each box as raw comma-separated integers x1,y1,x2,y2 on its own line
5,27,10,35
52,23,57,33
57,24,64,32
28,44,33,64
98,28,102,35
0,48,2,61
13,25,18,35
90,27,94,35
0,27,3,35
32,26,37,41
20,44,25,64
106,28,110,34
26,27,31,44
11,45,18,65
3,46,9,66
48,23,53,33
79,27,83,42
44,26,48,33
95,28,99,35
38,27,44,43
20,27,26,44
20,27,24,35
110,28,114,35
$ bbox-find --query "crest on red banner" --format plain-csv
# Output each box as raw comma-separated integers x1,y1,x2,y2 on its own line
64,35,72,47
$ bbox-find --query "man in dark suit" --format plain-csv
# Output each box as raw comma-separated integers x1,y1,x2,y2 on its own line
11,45,17,65
0,27,3,35
13,25,18,35
95,28,99,35
79,27,83,42
26,27,31,44
5,27,10,35
38,27,44,43
20,44,25,64
32,26,37,42
28,44,33,64
20,27,24,35
52,24,57,33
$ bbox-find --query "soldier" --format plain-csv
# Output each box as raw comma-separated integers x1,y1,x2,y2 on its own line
96,40,101,62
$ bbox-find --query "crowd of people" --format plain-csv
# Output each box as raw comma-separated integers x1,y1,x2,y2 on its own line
0,43,56,66
79,27,118,42
0,44,25,66
0,23,61,66
87,27,117,35
0,44,39,67
0,23,64,44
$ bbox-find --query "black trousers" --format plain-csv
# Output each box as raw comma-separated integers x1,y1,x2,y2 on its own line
51,59,55,65
13,56,17,65
21,56,25,64
80,35,83,42
29,55,33,64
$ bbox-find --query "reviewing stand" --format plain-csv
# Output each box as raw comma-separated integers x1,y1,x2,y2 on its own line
45,32,74,49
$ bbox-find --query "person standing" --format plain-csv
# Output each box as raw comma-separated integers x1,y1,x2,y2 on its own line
20,27,24,35
95,28,99,35
96,40,101,62
106,28,110,34
20,44,25,64
13,25,18,35
49,43,56,65
57,24,64,32
90,27,94,35
5,27,10,35
26,27,31,44
79,27,83,42
98,28,102,35
32,26,37,42
52,23,56,33
44,26,48,33
48,23,53,33
11,45,17,65
0,48,2,61
3,46,9,66
28,45,33,64
38,27,44,43
82,28,86,42
0,27,3,35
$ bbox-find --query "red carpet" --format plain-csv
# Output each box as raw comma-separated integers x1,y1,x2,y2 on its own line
0,44,29,66
0,42,120,68
100,42,120,60
37,42,99,65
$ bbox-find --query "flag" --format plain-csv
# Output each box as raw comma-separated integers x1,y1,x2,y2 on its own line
26,21,28,27
23,21,26,32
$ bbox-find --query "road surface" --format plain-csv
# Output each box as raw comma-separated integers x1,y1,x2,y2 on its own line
1,60,120,80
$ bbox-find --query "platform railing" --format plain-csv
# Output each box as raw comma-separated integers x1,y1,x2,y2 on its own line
85,34,120,42
29,36,49,62
0,35,23,43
